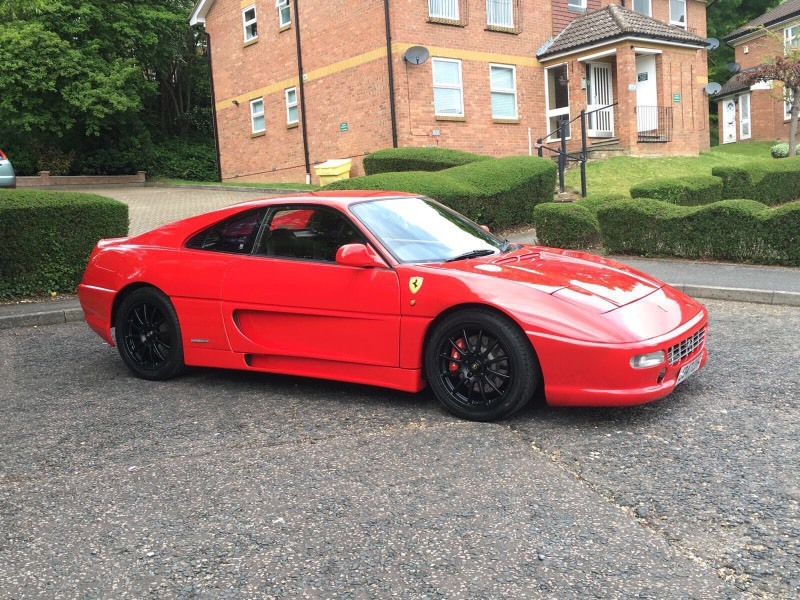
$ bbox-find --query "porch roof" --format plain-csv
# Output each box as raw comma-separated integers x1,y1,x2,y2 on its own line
537,4,706,60
714,66,760,99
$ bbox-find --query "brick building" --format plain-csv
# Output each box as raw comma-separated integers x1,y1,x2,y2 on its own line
716,0,800,146
189,0,711,184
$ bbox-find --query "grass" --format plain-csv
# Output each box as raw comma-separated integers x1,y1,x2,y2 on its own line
567,140,777,197
157,178,320,191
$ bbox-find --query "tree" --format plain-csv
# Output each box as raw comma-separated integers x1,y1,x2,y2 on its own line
740,31,800,156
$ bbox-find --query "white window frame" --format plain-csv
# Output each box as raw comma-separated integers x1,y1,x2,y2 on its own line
785,89,794,121
545,63,571,141
276,0,291,27
785,24,800,53
568,0,587,11
428,0,459,21
242,5,258,42
250,97,265,134
739,93,751,140
432,58,464,117
489,64,518,119
486,0,514,28
669,0,687,29
285,87,299,125
633,0,651,17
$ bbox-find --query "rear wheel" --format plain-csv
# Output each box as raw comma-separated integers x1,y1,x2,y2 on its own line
425,309,539,421
114,287,185,380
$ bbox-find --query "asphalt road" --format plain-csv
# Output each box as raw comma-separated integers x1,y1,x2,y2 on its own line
1,300,798,599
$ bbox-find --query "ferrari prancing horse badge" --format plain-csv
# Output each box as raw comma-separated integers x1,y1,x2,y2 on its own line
409,277,424,294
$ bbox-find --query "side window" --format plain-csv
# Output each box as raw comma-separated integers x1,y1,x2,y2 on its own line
186,209,267,254
258,207,365,262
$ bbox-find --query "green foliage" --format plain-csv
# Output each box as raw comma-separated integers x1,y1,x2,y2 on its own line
323,156,557,229
0,190,128,298
712,157,800,204
597,197,800,266
629,175,724,205
146,138,217,181
363,147,491,175
533,203,600,249
771,142,790,158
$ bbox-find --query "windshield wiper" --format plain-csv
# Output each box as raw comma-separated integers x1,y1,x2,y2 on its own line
444,249,497,262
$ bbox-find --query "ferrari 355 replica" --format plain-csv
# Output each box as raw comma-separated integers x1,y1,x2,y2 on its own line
79,192,707,421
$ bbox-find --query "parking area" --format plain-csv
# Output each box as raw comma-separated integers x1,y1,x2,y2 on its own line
1,299,798,598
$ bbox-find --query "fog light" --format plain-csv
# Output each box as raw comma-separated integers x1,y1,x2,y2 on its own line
630,350,665,369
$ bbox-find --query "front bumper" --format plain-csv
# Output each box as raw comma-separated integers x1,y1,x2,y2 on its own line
529,311,708,407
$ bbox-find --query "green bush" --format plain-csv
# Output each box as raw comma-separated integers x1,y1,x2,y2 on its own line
629,175,723,206
324,156,556,229
771,143,789,159
0,190,128,298
597,197,800,265
534,203,600,249
712,157,800,205
363,147,490,175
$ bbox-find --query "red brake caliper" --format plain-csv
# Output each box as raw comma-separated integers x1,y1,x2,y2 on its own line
449,339,466,372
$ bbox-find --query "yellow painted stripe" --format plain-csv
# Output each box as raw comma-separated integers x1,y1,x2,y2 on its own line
696,75,709,84
216,43,538,111
240,0,253,8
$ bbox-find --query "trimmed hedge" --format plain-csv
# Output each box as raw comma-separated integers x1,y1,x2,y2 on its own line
533,203,600,249
324,156,557,228
0,190,128,298
532,193,626,249
597,197,800,266
712,157,800,205
629,175,723,206
362,147,490,175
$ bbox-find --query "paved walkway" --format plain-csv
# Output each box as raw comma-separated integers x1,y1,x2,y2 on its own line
1,186,798,329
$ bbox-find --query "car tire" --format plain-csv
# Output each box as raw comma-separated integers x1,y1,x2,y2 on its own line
114,287,185,380
425,308,540,422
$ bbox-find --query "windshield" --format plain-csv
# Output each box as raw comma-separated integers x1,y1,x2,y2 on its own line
350,197,505,263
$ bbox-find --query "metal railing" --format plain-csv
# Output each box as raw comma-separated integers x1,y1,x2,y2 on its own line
636,106,673,143
535,103,617,197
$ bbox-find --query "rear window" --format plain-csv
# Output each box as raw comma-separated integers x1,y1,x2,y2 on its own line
186,208,267,254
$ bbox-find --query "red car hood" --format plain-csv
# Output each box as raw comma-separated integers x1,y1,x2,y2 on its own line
430,247,663,313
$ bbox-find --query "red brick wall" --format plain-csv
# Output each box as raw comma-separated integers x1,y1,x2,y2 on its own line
552,0,600,34
716,88,797,145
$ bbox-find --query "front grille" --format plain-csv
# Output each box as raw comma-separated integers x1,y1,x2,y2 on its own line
668,327,706,365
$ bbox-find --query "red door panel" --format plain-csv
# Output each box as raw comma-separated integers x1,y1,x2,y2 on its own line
222,257,401,367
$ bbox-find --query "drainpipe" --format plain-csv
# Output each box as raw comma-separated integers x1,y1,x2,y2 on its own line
205,32,223,182
292,0,312,184
383,0,398,147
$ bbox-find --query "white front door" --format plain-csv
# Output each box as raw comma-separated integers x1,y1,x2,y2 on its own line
739,93,751,140
635,54,658,132
722,98,737,144
587,62,614,137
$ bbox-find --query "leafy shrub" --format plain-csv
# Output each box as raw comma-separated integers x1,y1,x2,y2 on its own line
713,158,800,205
629,175,723,206
363,147,491,175
146,138,217,181
534,203,600,249
323,156,556,229
771,143,789,159
597,197,800,266
0,190,128,298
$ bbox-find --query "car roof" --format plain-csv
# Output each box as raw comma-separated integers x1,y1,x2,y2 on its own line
230,190,420,212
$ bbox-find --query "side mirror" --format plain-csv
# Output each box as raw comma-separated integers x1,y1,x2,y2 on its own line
480,225,490,233
335,243,387,268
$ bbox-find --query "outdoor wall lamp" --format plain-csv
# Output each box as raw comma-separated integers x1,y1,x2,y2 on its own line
232,100,239,106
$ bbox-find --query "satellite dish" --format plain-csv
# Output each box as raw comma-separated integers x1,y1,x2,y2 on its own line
727,62,741,73
705,38,720,50
705,82,722,95
403,46,430,65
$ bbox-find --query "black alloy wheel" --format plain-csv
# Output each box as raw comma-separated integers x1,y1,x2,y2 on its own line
425,309,539,421
114,287,185,380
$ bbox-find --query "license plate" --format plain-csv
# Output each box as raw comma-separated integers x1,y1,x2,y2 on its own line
676,354,702,386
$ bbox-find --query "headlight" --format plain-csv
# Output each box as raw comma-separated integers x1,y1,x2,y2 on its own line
630,350,666,369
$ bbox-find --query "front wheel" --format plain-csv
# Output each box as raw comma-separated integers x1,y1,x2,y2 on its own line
114,287,185,380
425,309,540,421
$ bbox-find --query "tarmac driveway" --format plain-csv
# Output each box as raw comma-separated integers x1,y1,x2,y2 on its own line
2,299,799,598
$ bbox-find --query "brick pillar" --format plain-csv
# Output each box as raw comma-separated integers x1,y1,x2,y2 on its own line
39,171,51,185
615,46,638,153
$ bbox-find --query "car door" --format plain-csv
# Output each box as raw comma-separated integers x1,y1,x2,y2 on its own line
221,204,402,367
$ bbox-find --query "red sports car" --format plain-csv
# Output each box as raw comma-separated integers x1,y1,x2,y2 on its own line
78,192,708,421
